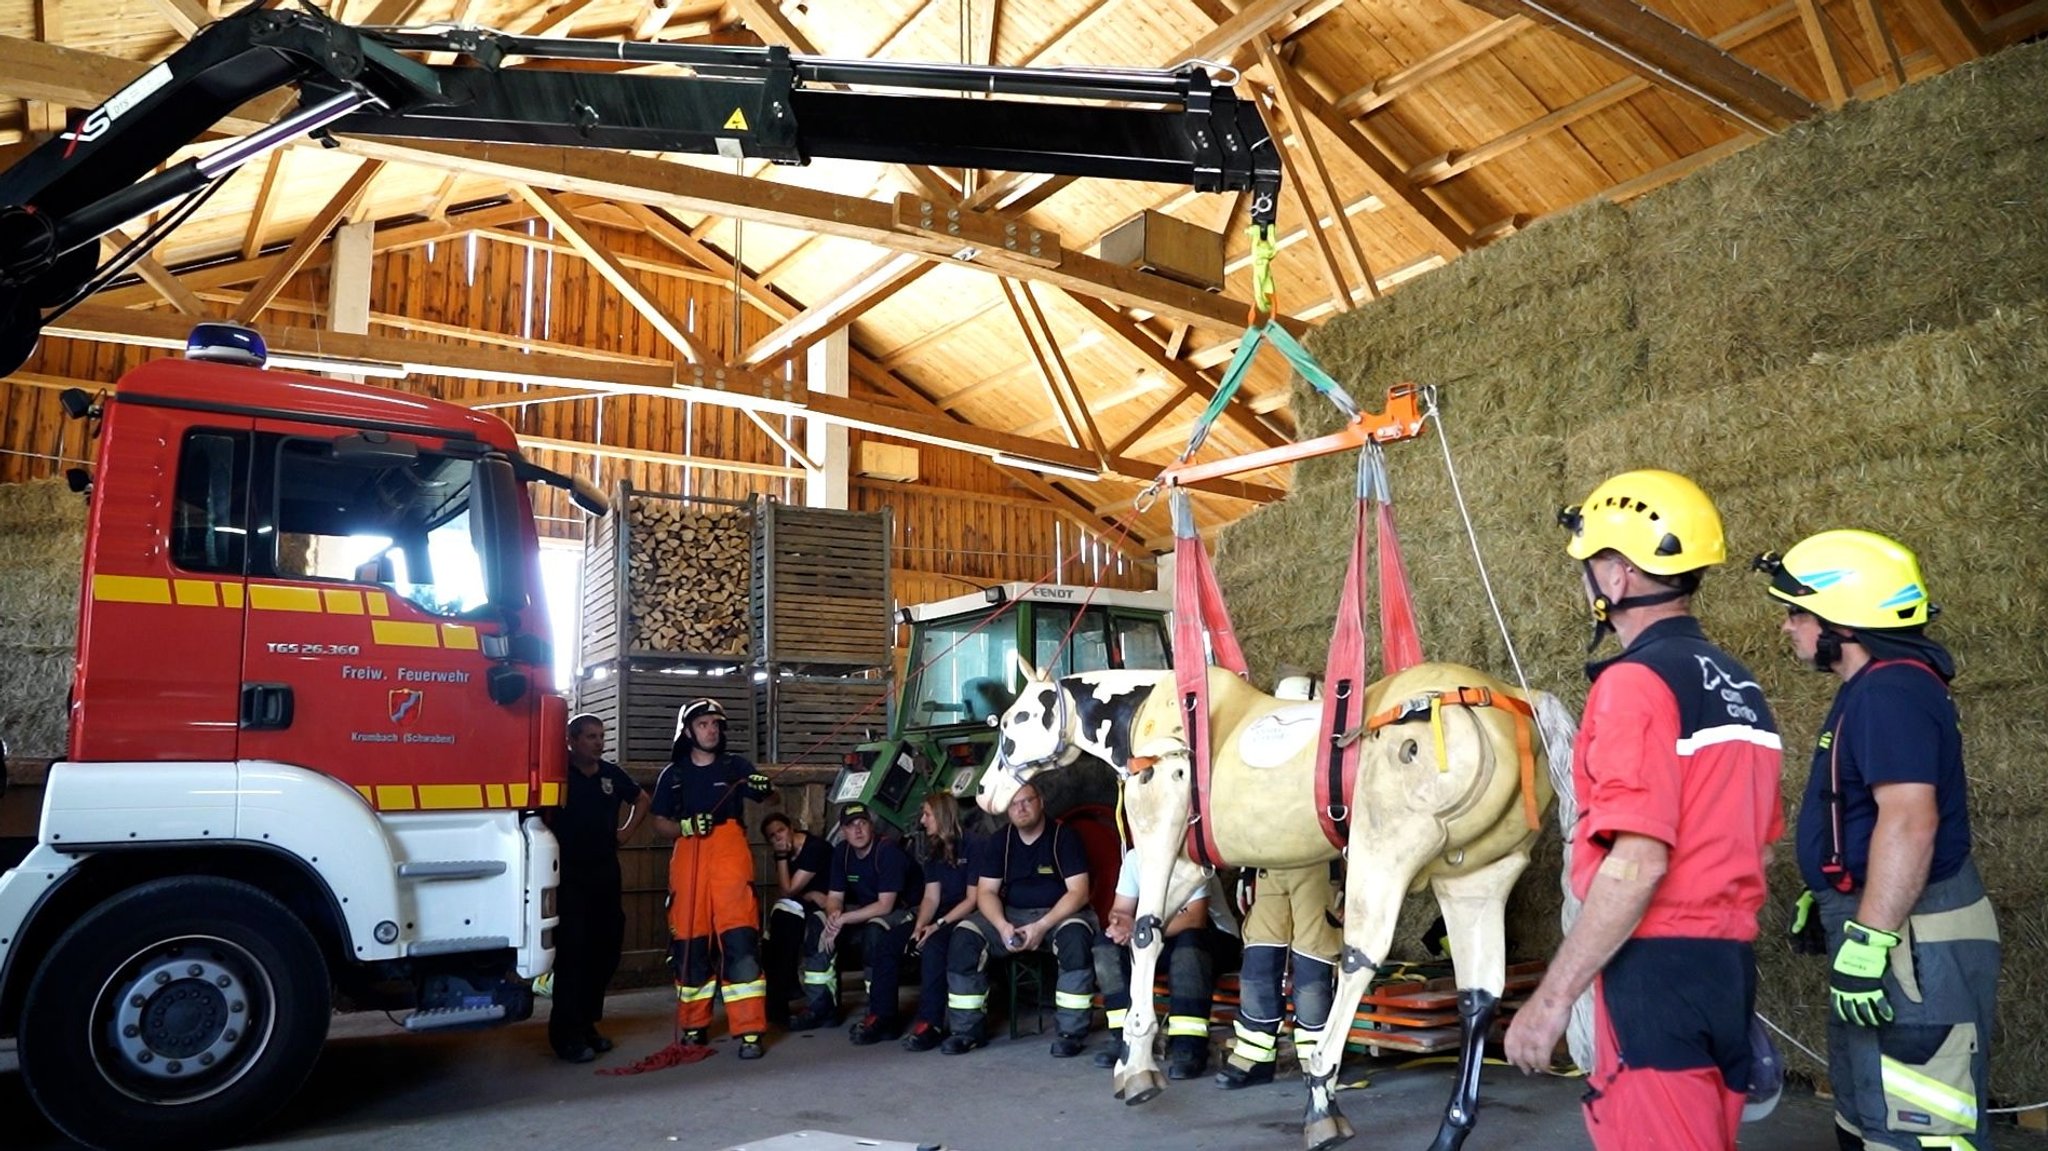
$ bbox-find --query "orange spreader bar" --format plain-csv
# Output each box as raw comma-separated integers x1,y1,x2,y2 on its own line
1156,384,1426,489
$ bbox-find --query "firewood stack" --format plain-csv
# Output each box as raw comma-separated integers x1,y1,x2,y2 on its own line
625,498,751,657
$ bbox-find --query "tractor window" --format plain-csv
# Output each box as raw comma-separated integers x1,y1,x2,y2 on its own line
1034,606,1116,676
267,437,490,618
1112,612,1170,669
906,617,1014,725
170,430,249,574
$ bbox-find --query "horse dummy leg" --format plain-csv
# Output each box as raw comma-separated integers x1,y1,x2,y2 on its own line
1114,756,1198,1107
1116,856,1207,1106
1423,852,1529,1151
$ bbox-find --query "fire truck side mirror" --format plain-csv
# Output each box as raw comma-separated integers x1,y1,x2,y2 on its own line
59,388,97,420
473,456,528,612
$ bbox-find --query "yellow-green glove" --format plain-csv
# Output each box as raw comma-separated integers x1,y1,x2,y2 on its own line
1830,919,1899,1026
676,812,713,837
1788,891,1827,956
747,772,772,798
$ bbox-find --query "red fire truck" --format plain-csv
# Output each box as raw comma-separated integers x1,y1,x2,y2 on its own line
0,6,1281,1148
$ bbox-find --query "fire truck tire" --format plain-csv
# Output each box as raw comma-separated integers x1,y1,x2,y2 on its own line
19,876,332,1151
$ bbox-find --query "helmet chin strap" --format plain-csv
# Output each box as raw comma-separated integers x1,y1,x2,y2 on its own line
1812,628,1846,673
1582,561,1688,652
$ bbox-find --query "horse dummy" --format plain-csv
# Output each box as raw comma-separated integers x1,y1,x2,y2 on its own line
979,661,1556,1151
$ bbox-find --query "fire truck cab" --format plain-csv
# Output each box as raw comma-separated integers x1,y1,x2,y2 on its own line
0,332,595,1151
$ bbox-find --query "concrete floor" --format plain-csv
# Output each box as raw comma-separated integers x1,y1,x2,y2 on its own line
5,987,2042,1151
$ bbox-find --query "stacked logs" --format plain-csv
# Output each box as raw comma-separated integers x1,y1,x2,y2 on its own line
625,499,751,656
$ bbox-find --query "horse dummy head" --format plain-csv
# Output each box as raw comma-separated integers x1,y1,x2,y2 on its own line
980,660,1071,814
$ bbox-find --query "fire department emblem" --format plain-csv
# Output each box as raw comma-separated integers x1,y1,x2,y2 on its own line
388,689,423,725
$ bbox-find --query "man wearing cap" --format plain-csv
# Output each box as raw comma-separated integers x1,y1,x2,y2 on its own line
1504,469,1783,1151
651,697,774,1059
793,804,918,1043
1759,530,1999,1151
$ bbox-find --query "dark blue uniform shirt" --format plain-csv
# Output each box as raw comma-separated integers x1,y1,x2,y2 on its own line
832,837,911,910
974,821,1086,908
1796,659,1972,892
557,760,640,874
649,753,759,826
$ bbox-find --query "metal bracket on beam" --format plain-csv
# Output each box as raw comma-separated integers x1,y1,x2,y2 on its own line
892,194,1062,269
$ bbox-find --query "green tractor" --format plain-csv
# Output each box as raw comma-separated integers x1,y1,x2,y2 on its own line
831,581,1173,833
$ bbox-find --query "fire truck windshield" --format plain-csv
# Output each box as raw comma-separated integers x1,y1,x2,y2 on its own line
273,437,500,617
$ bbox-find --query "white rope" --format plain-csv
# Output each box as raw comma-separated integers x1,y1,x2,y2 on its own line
1424,387,1530,698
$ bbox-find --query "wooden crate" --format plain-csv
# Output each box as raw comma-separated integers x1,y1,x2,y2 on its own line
573,660,757,772
751,501,892,670
578,481,752,668
755,673,891,766
1099,210,1225,292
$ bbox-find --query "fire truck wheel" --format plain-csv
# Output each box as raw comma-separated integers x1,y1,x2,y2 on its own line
19,876,332,1151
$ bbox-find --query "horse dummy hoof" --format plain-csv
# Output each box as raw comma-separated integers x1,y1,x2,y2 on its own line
1123,1069,1166,1106
1303,1114,1354,1151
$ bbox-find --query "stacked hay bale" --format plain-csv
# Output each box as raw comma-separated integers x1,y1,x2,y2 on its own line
0,479,86,764
1216,38,2048,1101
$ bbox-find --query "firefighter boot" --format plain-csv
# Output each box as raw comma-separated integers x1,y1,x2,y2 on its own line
737,1033,767,1060
1167,1034,1210,1080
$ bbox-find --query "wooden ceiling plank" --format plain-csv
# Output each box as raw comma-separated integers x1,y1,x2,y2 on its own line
476,225,746,288
149,0,213,38
633,0,679,41
1266,110,1355,313
1984,0,2048,46
234,160,383,323
1331,16,1533,119
25,0,67,138
104,228,208,317
1018,371,1172,438
331,135,1272,335
1407,3,1800,189
1462,0,1816,132
1851,0,1908,91
1064,291,1288,452
738,251,932,367
1259,36,1378,302
1793,0,1854,107
506,0,607,37
513,183,720,363
1269,0,1346,43
613,202,799,320
240,152,286,261
359,0,431,26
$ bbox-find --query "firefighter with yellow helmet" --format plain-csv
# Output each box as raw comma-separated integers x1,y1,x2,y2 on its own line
1506,469,1784,1151
1758,530,1999,1151
650,697,775,1058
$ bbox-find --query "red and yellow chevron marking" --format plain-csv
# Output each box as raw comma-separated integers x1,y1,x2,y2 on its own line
354,780,563,811
93,574,481,651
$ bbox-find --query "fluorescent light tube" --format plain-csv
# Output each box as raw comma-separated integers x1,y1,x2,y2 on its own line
991,452,1102,481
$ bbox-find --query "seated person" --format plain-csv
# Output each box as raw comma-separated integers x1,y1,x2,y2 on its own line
762,812,832,1028
904,792,979,1052
1093,851,1215,1079
942,781,1097,1058
793,804,916,1044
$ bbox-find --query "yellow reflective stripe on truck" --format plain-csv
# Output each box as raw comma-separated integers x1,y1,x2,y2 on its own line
357,783,556,810
93,575,483,650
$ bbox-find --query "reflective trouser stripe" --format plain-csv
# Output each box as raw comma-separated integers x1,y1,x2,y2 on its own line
802,969,837,986
949,992,987,1011
676,983,717,1003
1915,1139,1979,1150
1234,1020,1279,1063
1167,1015,1209,1038
1881,1057,1979,1130
1055,990,1094,1011
724,978,767,1003
1106,1008,1127,1030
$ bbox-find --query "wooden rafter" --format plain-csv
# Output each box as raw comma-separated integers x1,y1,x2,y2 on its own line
1109,384,1197,457
1007,279,1108,461
1257,36,1378,305
739,252,931,368
1984,0,2048,46
505,0,605,36
1905,0,1989,65
1851,0,1907,91
1405,3,1800,189
1331,16,1532,118
513,183,719,363
1264,111,1355,312
103,229,206,316
633,0,678,41
1793,0,1854,107
521,433,804,478
612,202,793,321
1462,0,1816,133
148,0,211,38
240,152,286,261
234,160,383,323
1279,64,1472,261
1063,292,1288,452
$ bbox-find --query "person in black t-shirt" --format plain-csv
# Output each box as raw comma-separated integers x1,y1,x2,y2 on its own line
943,781,1097,1057
761,812,832,1028
543,714,649,1063
793,804,917,1042
904,792,978,1052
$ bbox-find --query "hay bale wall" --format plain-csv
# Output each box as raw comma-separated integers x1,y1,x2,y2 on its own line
1216,39,2048,1102
0,479,85,762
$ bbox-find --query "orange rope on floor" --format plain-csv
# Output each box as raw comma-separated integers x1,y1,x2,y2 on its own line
594,1041,718,1076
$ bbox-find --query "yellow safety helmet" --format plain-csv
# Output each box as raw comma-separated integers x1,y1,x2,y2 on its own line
1559,469,1726,575
1755,529,1931,630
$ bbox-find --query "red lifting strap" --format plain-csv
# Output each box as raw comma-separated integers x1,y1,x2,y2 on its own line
1313,495,1372,854
1377,499,1423,674
1171,502,1244,872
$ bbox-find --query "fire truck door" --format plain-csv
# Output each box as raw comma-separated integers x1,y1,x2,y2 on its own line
237,427,533,810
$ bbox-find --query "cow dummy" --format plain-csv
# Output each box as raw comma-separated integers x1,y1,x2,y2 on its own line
979,661,1557,1151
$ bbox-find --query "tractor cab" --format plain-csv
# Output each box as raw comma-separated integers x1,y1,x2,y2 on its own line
832,582,1172,832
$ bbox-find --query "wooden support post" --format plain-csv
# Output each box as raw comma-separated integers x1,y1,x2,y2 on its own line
805,328,850,509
